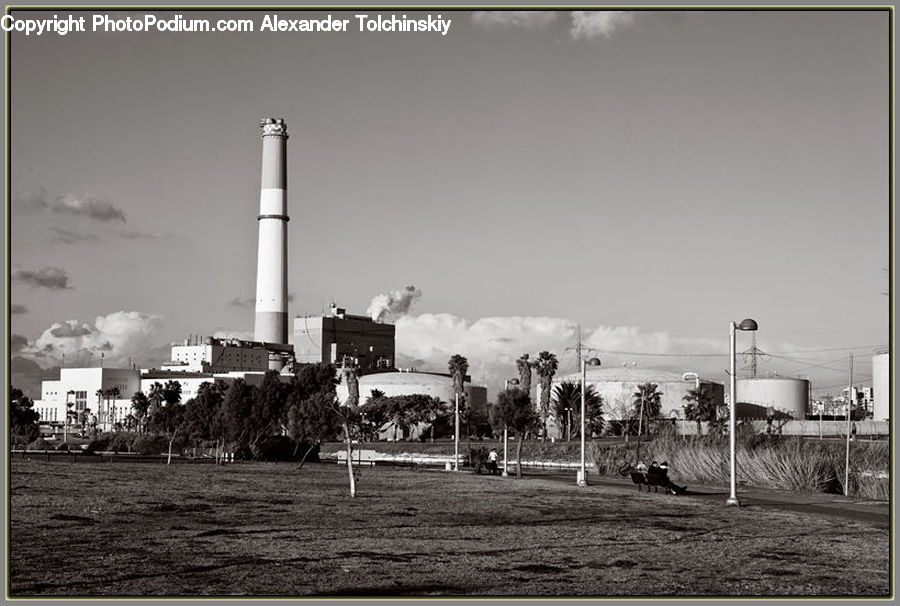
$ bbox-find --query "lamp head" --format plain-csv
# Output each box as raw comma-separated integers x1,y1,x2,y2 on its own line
585,357,601,367
508,378,519,386
737,318,758,331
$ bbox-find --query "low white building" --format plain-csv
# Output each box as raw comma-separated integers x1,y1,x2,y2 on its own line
31,367,141,431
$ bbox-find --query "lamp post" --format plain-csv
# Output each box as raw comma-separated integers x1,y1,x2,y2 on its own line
503,378,519,477
727,318,758,507
578,357,601,486
454,392,460,471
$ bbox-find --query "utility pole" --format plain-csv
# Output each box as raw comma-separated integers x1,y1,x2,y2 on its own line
844,354,854,496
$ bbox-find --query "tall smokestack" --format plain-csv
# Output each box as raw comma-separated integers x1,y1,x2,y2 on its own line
254,118,289,369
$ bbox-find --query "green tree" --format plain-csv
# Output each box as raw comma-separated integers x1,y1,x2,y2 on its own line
516,353,533,394
247,370,289,457
286,391,340,467
131,391,150,433
494,387,539,478
412,395,447,442
633,382,663,437
182,381,226,457
341,358,360,411
448,354,470,450
534,351,559,438
10,386,40,446
147,382,165,417
552,381,604,440
683,385,717,435
147,401,186,465
163,380,182,405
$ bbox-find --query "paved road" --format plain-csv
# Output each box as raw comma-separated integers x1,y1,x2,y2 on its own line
526,470,890,526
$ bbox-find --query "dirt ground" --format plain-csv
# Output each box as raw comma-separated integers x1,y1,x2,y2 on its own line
8,458,891,596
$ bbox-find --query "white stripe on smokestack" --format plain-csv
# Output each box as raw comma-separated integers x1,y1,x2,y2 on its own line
254,118,289,368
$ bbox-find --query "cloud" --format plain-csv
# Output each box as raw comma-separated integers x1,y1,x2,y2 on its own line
51,193,126,222
367,286,422,322
24,311,164,367
11,304,28,315
14,189,127,223
10,356,58,400
394,312,729,397
569,11,636,40
49,226,100,245
13,266,72,290
49,320,95,338
471,11,557,30
11,333,29,352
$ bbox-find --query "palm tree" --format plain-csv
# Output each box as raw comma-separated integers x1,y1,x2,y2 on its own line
683,385,717,436
632,382,663,438
106,386,121,430
533,351,559,438
552,381,580,441
341,358,360,411
448,354,468,403
131,391,150,433
147,382,165,416
95,388,105,426
516,354,533,395
448,354,469,456
552,381,605,441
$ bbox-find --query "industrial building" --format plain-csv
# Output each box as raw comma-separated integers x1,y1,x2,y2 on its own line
32,367,141,431
546,367,725,425
336,370,488,440
735,377,810,419
294,304,396,372
872,352,890,421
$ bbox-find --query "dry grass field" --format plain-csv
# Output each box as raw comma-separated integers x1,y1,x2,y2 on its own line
8,458,890,597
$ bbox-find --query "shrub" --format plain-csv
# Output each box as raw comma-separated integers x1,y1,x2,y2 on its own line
251,436,318,462
26,437,51,450
131,435,169,456
84,434,112,454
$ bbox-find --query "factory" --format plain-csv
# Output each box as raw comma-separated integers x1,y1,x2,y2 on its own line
734,377,810,419
546,367,725,428
335,369,488,441
294,303,396,371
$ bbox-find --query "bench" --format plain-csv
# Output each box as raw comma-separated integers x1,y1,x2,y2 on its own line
336,448,377,467
629,471,666,493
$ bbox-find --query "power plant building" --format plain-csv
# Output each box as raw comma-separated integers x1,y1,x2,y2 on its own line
872,352,890,421
547,367,725,423
336,370,488,413
735,377,810,419
294,304,396,372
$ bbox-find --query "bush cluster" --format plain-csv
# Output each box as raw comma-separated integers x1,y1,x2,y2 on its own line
594,433,889,499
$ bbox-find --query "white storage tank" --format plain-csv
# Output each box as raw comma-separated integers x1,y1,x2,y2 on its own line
735,377,809,419
872,352,890,421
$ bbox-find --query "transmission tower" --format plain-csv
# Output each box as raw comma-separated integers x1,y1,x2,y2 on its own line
740,332,767,377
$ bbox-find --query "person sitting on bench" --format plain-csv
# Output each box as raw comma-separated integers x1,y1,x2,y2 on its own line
659,461,687,495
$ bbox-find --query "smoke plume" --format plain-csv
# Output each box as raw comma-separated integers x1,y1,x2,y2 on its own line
366,286,422,323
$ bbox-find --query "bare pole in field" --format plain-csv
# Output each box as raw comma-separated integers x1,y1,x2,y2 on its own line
844,354,853,497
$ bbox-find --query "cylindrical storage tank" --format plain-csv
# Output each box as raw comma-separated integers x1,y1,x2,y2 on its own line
735,377,809,419
872,353,890,421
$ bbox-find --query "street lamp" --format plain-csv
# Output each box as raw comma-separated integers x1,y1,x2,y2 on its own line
503,378,519,477
578,357,601,486
727,318,758,507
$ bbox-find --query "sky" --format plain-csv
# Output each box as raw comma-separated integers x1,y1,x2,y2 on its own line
7,8,891,399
